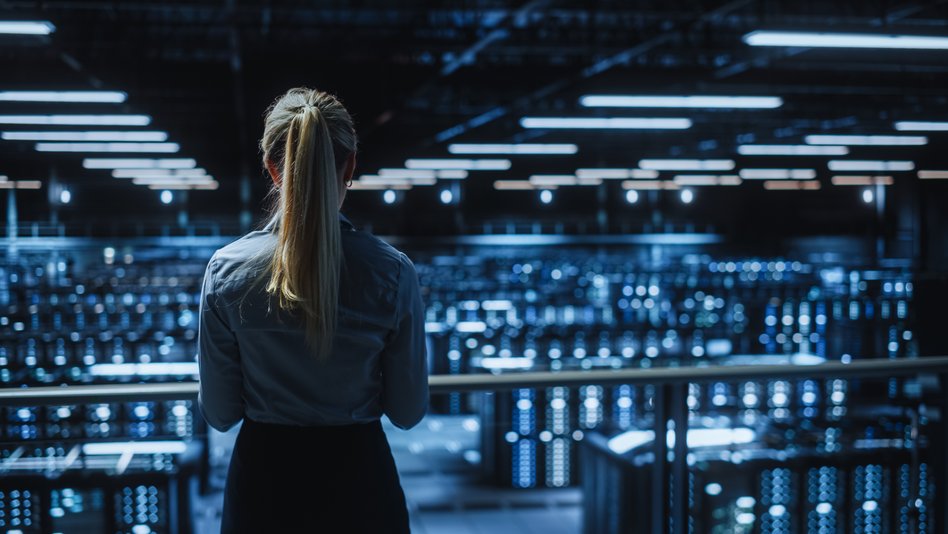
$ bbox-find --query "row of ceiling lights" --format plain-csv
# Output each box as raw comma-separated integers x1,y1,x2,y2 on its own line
0,20,217,203
3,20,947,208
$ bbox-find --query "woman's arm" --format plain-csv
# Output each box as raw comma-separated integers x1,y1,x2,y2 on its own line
197,258,245,432
381,253,429,429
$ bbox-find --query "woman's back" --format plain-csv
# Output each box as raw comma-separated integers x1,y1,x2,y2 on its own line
198,212,427,431
198,87,424,533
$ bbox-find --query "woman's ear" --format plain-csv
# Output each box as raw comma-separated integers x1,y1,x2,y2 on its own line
342,152,357,186
266,159,281,186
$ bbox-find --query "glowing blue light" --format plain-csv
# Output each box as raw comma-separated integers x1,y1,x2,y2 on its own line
896,121,948,131
828,160,914,172
439,189,453,204
806,134,927,146
737,496,756,508
639,159,734,171
625,189,639,204
82,441,186,455
159,190,173,204
580,95,782,109
382,189,396,204
680,189,694,204
448,143,578,154
738,144,848,156
539,189,553,204
0,21,56,35
606,430,655,454
520,117,692,129
744,30,948,49
0,114,150,126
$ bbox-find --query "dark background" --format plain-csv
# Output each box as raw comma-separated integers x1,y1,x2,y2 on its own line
1,0,946,267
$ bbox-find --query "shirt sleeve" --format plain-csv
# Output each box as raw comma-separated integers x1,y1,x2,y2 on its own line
197,257,245,432
381,253,429,430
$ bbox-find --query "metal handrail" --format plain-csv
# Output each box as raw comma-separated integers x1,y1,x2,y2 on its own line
2,356,947,407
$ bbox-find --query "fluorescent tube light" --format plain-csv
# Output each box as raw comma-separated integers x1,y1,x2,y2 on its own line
738,144,848,156
378,169,436,179
131,177,215,186
743,31,948,50
575,168,659,179
35,142,179,153
436,170,468,179
639,159,735,171
763,180,821,190
918,170,948,179
529,175,577,186
805,135,927,146
0,21,55,35
146,182,219,190
828,160,914,172
520,117,692,129
575,178,603,186
494,180,536,190
894,121,948,131
831,175,893,186
0,91,126,103
448,143,578,154
361,176,435,186
576,168,628,179
112,168,206,178
83,158,196,169
0,115,150,126
629,169,659,179
740,168,816,179
404,158,511,170
3,131,167,142
621,180,680,190
347,181,412,191
580,95,782,109
673,175,742,186
5,180,42,189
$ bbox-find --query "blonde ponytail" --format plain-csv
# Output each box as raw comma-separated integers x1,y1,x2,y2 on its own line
257,88,357,357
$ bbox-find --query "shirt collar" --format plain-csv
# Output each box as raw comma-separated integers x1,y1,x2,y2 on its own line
263,212,355,233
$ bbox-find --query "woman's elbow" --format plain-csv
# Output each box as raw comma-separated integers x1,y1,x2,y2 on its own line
387,398,428,430
199,399,243,433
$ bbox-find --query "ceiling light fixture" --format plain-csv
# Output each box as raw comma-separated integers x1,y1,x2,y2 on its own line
580,95,782,109
520,117,692,129
744,31,948,50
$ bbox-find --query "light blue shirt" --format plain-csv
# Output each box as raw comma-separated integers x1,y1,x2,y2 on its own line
197,213,428,432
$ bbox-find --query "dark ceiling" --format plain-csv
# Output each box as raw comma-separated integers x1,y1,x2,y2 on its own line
0,0,946,242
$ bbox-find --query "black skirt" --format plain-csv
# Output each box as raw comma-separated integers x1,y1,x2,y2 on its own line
221,417,411,533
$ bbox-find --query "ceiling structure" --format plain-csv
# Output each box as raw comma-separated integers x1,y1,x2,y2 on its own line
0,0,946,241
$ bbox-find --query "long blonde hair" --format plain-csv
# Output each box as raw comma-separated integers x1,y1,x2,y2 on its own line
258,87,357,357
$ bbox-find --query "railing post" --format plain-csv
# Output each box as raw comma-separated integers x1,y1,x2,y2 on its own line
670,382,689,534
651,383,669,533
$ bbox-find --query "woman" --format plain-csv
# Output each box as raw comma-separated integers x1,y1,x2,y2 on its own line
198,87,428,533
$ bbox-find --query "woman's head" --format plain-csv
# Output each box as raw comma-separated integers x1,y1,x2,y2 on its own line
261,88,357,205
259,87,357,357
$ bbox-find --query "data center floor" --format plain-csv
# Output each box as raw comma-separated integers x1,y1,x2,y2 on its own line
193,414,582,534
